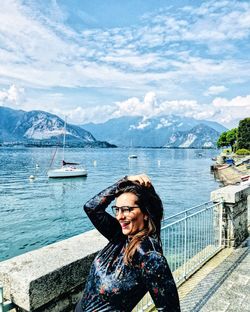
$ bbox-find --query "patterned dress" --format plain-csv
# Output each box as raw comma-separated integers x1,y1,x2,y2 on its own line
75,179,180,312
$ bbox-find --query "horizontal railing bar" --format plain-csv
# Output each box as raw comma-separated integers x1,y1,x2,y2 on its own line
161,204,220,229
162,200,222,222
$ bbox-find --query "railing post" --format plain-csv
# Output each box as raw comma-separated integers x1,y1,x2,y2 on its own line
211,185,250,247
0,284,17,312
218,199,224,248
183,211,187,280
0,284,3,312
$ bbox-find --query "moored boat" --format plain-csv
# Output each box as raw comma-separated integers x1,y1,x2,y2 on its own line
47,118,87,178
47,166,87,178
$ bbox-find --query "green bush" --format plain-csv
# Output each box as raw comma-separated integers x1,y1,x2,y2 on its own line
235,148,250,155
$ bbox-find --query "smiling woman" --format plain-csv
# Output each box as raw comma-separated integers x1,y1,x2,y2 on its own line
113,193,146,236
75,174,180,312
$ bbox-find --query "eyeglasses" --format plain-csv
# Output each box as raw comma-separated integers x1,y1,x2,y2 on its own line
111,205,140,216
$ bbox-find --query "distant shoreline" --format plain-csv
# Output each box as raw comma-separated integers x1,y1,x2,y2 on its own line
0,143,217,149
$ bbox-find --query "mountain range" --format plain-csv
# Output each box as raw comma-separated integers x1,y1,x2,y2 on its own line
81,115,227,148
0,106,115,147
0,106,227,148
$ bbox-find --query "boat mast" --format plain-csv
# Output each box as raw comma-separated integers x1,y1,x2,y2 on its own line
62,116,67,162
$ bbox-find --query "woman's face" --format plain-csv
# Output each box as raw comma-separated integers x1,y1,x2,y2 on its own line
115,192,146,237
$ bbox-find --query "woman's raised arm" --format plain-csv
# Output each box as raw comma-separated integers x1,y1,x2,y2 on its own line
83,178,126,241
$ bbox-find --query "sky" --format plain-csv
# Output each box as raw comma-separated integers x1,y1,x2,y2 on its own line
0,0,249,128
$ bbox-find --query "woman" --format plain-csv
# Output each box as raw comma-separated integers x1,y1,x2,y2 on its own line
75,174,180,312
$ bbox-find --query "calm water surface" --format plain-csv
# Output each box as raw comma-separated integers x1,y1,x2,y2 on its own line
0,147,219,261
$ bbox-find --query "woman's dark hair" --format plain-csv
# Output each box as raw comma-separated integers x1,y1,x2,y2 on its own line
115,180,164,264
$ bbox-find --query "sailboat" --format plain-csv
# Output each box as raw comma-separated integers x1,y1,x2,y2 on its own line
128,139,137,159
47,118,88,178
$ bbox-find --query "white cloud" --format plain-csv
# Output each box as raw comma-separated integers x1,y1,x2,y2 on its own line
130,120,151,130
111,93,250,128
110,93,202,121
204,85,228,96
0,0,249,130
190,94,250,127
212,95,250,107
159,100,200,115
51,105,116,124
70,91,248,127
0,84,25,106
155,118,173,129
0,0,250,93
101,52,159,68
114,92,158,118
181,1,250,42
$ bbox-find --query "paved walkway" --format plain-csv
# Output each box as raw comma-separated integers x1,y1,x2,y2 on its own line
180,238,249,312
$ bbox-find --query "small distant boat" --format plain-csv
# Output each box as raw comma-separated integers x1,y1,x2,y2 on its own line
47,118,87,178
128,155,138,159
128,139,137,159
217,164,230,170
225,158,234,165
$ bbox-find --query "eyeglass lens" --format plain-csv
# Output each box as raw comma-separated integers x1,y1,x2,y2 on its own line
112,206,138,215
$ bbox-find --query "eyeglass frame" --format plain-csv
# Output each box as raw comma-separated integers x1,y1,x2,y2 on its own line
111,205,140,216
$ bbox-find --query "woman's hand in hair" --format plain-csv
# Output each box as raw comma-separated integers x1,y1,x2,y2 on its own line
127,174,151,187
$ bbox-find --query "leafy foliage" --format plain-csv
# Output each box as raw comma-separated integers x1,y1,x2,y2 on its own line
217,117,250,152
217,128,237,150
217,132,228,148
237,118,250,150
226,128,238,150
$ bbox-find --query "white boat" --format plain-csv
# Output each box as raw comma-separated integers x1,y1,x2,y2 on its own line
48,166,87,178
47,118,88,178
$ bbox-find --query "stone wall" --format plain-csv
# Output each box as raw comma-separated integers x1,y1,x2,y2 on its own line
0,230,107,311
211,184,250,247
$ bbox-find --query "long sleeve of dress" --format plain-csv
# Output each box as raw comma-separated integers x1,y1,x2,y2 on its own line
141,251,181,312
84,178,126,241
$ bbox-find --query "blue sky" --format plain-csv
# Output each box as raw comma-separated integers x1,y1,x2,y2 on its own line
0,0,249,127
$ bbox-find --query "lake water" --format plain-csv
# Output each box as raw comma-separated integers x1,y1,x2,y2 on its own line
0,147,219,261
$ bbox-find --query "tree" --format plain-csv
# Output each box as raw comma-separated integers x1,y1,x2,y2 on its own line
217,131,229,148
217,128,237,150
226,128,238,151
237,118,250,150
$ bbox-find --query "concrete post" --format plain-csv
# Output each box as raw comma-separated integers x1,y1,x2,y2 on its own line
211,184,250,247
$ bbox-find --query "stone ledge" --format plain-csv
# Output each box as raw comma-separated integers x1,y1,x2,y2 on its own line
0,230,107,311
211,184,250,203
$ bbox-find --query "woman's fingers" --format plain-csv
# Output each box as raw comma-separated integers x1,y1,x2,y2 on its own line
127,174,151,187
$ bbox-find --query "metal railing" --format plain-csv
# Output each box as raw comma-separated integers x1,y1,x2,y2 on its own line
0,285,15,312
134,199,224,312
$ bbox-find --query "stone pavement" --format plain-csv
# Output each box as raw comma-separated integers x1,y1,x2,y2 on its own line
180,238,249,312
200,250,249,312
